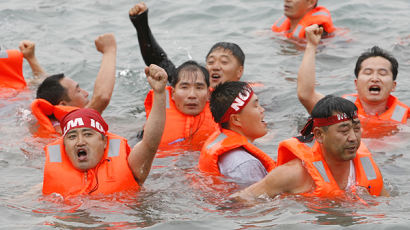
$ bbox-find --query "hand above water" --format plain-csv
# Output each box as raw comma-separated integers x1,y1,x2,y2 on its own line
145,64,168,94
94,33,117,54
305,24,323,47
19,40,36,61
129,2,147,16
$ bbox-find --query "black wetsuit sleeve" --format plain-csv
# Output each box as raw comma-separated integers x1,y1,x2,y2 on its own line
129,10,177,84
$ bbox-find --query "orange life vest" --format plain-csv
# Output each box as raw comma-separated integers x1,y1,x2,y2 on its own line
272,6,335,39
277,137,383,197
199,129,276,176
343,94,409,138
144,86,219,152
31,99,78,138
0,49,26,90
43,132,139,197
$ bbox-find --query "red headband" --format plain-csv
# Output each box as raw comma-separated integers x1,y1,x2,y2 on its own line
60,108,108,136
313,112,358,127
219,86,254,123
300,112,358,136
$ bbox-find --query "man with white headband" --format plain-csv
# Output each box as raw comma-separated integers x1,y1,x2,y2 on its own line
42,64,167,198
199,81,276,186
233,95,389,200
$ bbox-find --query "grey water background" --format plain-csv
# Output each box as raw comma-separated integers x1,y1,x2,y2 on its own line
1,0,410,229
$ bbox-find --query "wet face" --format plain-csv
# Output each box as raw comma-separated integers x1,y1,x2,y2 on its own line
64,128,107,171
206,48,243,88
318,115,361,162
284,0,315,20
172,70,210,116
233,94,267,142
59,77,90,108
355,56,396,105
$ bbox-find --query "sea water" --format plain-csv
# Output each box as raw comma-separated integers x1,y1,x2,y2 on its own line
1,0,410,228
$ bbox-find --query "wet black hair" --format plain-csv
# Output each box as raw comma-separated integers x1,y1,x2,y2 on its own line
354,46,399,81
206,42,245,66
171,60,210,88
36,73,70,105
300,95,358,136
210,81,250,128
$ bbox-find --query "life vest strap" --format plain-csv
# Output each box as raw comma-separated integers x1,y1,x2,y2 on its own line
108,139,121,157
206,132,228,150
312,161,330,183
391,104,406,122
359,156,377,181
48,145,62,163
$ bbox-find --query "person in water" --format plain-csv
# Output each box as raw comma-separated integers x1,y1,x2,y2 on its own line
271,0,335,39
297,24,409,138
42,64,167,198
129,2,245,89
199,81,276,186
29,34,118,137
233,95,389,200
143,60,218,151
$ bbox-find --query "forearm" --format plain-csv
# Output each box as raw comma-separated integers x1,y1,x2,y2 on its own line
130,10,177,83
26,57,47,82
297,43,323,114
128,90,166,184
87,50,116,114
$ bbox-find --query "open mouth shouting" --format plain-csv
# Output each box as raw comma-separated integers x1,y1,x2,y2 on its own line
210,73,222,83
368,85,381,95
77,148,88,161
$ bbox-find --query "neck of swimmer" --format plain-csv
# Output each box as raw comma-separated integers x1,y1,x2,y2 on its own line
360,98,389,116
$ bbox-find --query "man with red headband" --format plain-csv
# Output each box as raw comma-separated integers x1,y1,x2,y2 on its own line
298,25,409,138
233,95,389,200
198,81,276,186
42,64,167,198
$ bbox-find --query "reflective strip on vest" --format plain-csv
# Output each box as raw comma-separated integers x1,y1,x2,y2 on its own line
344,95,357,103
206,132,228,150
293,25,303,38
312,11,329,17
168,137,185,145
391,104,407,122
360,157,377,180
166,91,170,109
108,139,121,157
48,145,62,163
304,140,315,148
312,161,330,182
0,50,8,58
276,16,287,27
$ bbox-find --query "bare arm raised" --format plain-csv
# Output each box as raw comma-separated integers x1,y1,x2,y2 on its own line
19,40,47,84
297,24,325,114
232,159,313,200
128,64,167,185
85,33,117,114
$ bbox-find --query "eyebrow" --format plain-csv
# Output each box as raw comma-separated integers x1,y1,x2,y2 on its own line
66,128,93,135
81,128,94,132
363,67,390,72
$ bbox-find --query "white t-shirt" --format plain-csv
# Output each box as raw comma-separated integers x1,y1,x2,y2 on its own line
218,147,268,186
346,160,356,190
